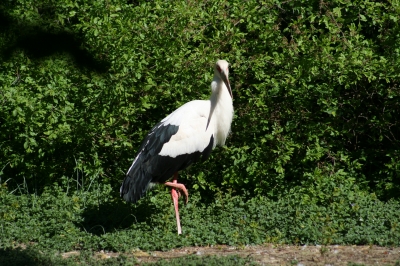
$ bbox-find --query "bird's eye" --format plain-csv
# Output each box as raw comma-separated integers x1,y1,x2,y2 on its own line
216,65,221,72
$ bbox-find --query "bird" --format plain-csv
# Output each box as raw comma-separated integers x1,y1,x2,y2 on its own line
120,60,234,234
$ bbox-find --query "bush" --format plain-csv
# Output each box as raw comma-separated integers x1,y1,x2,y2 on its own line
0,0,399,202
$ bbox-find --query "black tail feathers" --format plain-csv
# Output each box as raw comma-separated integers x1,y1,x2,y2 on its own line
120,166,151,203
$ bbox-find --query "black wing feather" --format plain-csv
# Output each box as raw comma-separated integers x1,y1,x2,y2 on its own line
120,123,214,203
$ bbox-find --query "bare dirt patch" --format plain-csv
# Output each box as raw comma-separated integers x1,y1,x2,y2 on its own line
64,245,400,265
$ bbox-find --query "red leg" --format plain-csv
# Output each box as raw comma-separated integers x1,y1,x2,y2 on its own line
164,173,189,204
164,172,189,235
165,172,188,235
171,173,182,235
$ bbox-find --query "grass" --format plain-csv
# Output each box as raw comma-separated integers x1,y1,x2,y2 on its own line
0,246,258,266
0,248,136,266
1,180,400,265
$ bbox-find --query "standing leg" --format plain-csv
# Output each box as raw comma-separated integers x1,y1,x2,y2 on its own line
168,172,181,235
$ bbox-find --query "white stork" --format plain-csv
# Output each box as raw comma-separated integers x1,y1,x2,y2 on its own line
120,60,234,234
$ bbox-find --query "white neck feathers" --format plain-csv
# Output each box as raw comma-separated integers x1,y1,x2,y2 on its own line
209,75,234,146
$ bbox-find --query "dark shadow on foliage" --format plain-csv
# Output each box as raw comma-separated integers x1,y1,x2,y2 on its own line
0,247,58,266
79,197,162,236
0,6,112,192
0,10,109,73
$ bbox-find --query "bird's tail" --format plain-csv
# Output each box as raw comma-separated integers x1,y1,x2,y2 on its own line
120,164,151,203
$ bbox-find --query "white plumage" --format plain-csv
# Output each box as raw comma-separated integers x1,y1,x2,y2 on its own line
120,60,234,234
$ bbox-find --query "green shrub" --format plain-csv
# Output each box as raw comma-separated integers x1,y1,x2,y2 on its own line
1,1,399,202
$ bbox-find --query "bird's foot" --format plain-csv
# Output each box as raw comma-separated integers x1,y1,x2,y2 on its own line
164,182,189,204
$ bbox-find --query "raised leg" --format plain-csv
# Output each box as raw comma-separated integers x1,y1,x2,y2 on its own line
164,173,189,204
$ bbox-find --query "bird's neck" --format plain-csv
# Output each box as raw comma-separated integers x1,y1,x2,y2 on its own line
210,76,232,105
209,76,233,146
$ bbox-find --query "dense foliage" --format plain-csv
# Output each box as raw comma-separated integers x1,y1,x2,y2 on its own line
1,0,400,252
1,0,400,198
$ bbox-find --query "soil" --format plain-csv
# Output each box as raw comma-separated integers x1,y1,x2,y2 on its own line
63,245,400,265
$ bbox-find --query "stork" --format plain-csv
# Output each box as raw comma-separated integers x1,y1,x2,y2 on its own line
120,60,234,234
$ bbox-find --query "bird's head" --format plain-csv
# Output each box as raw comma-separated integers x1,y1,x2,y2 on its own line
215,60,233,99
